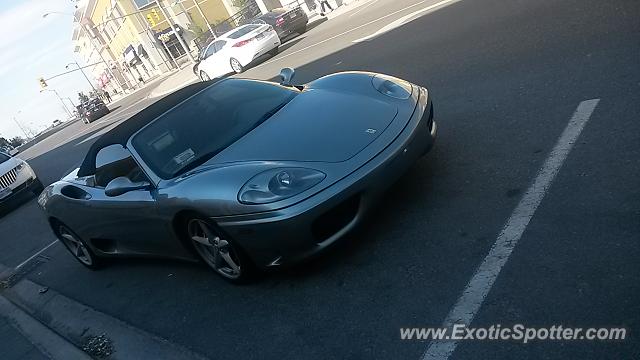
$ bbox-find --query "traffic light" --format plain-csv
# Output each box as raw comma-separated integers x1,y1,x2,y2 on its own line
146,13,156,27
38,77,48,89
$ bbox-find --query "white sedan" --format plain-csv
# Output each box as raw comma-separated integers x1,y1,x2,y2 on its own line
197,24,281,81
0,151,43,203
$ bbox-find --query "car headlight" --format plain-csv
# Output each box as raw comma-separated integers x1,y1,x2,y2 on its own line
371,74,413,99
15,162,25,172
239,168,326,204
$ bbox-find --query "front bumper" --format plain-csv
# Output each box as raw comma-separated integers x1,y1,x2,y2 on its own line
0,167,38,203
213,88,436,269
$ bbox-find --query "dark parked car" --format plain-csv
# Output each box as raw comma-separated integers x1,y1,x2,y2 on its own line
255,7,308,41
38,69,436,283
79,98,110,124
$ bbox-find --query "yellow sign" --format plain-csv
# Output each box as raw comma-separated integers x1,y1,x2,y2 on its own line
146,8,162,27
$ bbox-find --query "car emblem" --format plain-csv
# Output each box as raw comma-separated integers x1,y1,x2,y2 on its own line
365,128,377,134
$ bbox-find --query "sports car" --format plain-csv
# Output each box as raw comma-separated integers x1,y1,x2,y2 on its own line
38,69,436,283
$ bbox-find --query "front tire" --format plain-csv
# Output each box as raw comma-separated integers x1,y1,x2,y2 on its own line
230,58,244,74
187,218,254,283
56,223,102,270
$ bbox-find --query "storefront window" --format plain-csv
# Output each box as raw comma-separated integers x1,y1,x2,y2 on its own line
133,0,154,9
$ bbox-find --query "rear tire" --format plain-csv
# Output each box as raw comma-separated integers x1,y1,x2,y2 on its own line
230,58,244,74
186,218,255,284
55,222,103,270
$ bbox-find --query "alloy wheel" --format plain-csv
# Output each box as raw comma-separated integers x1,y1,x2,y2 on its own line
230,58,243,73
188,219,242,279
59,225,93,266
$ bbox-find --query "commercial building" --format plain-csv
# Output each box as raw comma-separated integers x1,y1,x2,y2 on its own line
71,0,323,93
72,0,238,93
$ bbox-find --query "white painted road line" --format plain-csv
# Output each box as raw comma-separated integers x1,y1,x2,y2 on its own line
261,0,447,67
421,99,600,360
349,0,379,17
14,240,59,270
352,0,461,42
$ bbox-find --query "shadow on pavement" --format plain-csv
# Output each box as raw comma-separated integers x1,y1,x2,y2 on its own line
0,192,38,219
277,36,305,54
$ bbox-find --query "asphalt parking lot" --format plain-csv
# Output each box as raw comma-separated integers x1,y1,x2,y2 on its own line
1,0,639,359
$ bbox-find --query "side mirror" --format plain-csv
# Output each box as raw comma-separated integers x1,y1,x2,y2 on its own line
279,67,295,86
105,176,150,197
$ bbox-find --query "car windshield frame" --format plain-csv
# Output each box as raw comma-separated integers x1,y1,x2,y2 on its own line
0,152,10,164
128,80,299,181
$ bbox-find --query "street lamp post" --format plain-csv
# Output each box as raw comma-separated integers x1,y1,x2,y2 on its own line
43,12,126,93
66,61,97,92
11,111,31,139
41,89,73,118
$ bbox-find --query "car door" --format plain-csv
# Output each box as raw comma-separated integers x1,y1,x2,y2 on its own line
201,40,229,78
80,144,175,256
198,42,217,77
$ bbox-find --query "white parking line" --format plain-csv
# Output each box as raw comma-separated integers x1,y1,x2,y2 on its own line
260,0,445,67
421,99,600,360
349,0,379,17
14,240,59,270
352,0,461,43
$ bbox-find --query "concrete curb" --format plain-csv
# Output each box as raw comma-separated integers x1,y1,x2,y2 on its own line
0,296,90,360
2,278,210,360
148,77,199,99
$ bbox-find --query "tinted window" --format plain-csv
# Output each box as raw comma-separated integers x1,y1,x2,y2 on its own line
94,145,147,187
213,40,226,52
203,43,216,59
0,153,9,164
131,80,297,179
227,25,259,39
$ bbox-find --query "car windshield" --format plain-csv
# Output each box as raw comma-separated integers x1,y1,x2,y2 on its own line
0,152,9,164
131,80,297,179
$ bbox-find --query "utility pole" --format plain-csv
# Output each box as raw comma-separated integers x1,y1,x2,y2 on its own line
154,0,195,63
66,61,97,92
11,112,30,139
41,89,73,118
43,12,127,93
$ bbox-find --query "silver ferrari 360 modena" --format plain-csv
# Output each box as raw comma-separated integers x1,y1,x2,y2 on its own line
38,69,436,283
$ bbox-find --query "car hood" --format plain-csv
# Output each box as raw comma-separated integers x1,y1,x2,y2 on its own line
0,157,20,174
209,88,398,164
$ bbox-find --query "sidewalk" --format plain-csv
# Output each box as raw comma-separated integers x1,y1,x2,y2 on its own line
0,266,208,360
0,264,89,360
148,66,200,98
147,0,374,99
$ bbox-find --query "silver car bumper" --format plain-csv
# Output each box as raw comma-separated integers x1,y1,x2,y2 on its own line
0,165,38,202
213,92,436,269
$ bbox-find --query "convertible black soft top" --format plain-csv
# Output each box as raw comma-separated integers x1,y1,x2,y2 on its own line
77,81,215,177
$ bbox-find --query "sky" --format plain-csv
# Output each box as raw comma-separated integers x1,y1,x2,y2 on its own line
0,0,94,139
